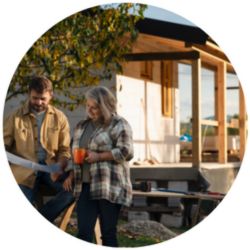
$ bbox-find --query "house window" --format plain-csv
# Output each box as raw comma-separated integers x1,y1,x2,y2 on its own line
140,61,153,79
161,61,173,117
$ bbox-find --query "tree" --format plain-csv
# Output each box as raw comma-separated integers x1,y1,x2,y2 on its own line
7,3,147,110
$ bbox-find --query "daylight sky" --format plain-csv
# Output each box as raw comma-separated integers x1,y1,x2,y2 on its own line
144,5,194,26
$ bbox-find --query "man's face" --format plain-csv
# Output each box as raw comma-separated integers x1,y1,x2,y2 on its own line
29,90,52,113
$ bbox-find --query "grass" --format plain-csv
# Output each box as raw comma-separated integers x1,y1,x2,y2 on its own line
64,220,162,247
63,217,191,247
118,234,159,247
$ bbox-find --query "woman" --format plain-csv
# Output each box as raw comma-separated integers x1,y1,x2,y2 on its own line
67,86,133,247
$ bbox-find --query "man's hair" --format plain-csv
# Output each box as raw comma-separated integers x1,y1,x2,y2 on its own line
28,76,53,93
85,86,117,124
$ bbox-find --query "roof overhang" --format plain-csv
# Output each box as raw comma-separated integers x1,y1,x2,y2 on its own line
135,17,209,45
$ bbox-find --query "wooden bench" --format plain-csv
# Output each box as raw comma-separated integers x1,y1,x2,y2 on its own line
132,190,224,226
58,202,102,245
129,165,213,225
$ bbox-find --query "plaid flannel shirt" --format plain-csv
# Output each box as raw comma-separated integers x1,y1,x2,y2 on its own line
72,115,133,207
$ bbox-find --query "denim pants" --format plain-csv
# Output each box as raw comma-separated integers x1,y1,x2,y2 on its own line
19,171,74,222
76,183,121,247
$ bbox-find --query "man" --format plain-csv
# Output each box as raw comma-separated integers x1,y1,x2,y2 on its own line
4,76,74,222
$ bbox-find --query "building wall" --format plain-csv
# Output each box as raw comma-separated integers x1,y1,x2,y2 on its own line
117,61,180,163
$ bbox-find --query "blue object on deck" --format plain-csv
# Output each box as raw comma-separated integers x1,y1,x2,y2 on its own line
180,133,192,142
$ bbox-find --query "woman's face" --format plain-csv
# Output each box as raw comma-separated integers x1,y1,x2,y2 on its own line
86,98,102,121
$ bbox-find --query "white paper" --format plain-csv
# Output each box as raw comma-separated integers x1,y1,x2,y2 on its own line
6,151,62,173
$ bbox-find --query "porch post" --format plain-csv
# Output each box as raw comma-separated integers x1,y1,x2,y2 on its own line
217,62,227,163
192,59,201,168
239,84,247,160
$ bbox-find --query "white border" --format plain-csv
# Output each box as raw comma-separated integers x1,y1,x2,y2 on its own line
0,1,249,249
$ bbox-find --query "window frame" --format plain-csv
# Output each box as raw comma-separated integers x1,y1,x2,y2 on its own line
161,61,173,117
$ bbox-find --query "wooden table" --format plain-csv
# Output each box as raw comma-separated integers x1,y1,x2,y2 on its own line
132,190,224,226
133,190,224,200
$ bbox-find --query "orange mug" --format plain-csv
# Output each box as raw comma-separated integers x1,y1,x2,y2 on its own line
73,148,87,164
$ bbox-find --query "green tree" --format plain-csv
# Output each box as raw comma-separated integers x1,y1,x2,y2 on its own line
7,3,147,110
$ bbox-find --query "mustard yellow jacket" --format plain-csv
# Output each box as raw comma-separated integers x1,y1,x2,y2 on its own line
4,101,71,188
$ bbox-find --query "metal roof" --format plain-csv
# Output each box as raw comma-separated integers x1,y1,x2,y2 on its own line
135,17,209,45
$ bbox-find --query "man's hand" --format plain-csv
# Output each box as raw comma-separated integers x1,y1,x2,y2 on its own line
50,172,61,182
63,171,74,192
58,158,68,171
49,163,63,182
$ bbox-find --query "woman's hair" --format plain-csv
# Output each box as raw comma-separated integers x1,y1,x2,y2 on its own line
85,86,117,124
28,76,53,94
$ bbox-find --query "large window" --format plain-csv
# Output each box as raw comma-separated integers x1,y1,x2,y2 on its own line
178,63,191,123
201,68,215,120
226,73,239,135
226,73,239,119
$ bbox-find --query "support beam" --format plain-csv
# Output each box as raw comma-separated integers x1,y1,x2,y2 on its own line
239,84,247,161
186,43,230,62
217,62,227,163
124,51,200,61
192,59,202,168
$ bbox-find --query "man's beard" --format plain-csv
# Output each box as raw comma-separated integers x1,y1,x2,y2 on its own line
30,103,48,113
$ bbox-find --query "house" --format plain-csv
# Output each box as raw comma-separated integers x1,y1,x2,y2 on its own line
117,17,246,165
4,15,246,194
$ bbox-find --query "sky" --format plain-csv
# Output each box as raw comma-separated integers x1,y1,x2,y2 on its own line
144,5,194,26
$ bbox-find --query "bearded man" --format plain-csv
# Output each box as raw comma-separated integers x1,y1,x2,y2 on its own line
4,76,74,222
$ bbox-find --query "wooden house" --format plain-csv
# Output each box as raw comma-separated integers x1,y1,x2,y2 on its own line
4,16,246,193
114,17,246,167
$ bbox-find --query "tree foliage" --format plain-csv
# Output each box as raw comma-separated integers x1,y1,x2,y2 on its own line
7,3,147,110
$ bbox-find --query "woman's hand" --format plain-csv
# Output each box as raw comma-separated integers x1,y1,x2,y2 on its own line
86,151,100,163
86,151,114,163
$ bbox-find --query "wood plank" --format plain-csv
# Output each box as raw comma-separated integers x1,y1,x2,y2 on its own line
59,202,76,231
239,84,247,160
135,33,187,52
130,167,198,182
186,43,230,62
128,206,181,213
201,119,218,127
132,190,224,200
139,33,186,48
95,218,102,245
217,62,227,163
192,59,202,167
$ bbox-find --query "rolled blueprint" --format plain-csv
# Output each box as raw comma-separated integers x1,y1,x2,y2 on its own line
6,151,62,173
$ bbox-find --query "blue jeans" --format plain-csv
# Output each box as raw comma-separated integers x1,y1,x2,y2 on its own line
19,184,35,203
77,183,121,247
19,171,74,222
